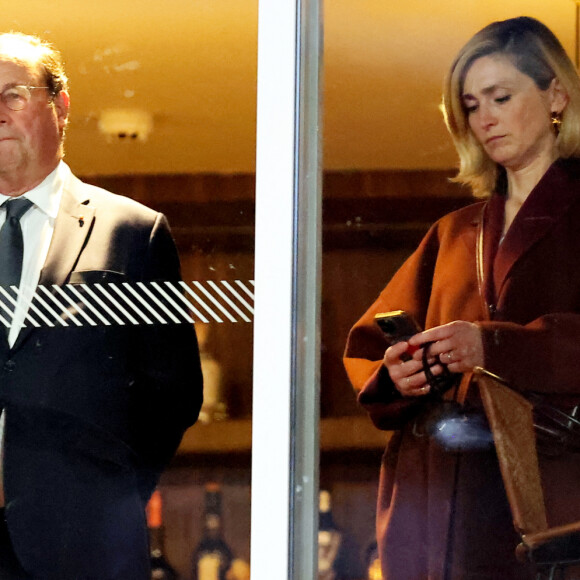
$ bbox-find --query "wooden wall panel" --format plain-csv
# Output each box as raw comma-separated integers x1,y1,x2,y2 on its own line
179,251,255,419
321,247,412,416
83,167,469,203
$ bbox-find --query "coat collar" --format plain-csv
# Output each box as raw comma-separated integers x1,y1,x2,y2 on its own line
488,158,580,302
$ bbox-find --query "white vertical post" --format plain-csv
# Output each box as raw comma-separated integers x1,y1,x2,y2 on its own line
251,0,297,575
251,0,322,578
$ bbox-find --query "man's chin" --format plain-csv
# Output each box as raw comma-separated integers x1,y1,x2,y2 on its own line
0,143,25,163
0,141,23,162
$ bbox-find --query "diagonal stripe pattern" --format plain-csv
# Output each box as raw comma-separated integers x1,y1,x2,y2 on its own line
1,280,255,328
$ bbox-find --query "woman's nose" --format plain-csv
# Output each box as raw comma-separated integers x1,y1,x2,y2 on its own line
477,104,497,129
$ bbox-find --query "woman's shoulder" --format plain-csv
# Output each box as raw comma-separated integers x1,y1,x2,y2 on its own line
433,200,487,234
406,200,486,258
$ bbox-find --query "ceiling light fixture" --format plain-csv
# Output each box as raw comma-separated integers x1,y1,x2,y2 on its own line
97,108,153,141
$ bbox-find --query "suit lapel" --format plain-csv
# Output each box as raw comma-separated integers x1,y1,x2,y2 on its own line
38,176,95,287
494,160,580,300
12,176,95,351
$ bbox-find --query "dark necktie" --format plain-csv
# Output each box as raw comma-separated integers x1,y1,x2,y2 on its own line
0,198,33,333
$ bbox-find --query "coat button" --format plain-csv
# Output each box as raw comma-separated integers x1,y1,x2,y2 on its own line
488,304,497,315
3,360,16,372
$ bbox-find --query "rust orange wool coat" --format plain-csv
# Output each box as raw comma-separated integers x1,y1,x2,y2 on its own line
344,158,580,580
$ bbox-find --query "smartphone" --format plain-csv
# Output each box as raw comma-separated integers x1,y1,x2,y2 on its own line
375,311,456,394
374,310,422,343
374,311,422,362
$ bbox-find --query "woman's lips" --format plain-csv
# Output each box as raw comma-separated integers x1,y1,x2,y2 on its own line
485,135,505,145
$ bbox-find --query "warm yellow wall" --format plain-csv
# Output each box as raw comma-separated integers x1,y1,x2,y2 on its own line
3,1,578,175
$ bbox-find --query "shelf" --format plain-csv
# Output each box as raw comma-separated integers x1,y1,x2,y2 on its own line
321,416,391,451
178,418,252,454
177,415,391,455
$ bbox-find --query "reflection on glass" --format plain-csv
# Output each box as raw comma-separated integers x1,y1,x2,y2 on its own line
322,2,577,579
4,2,257,578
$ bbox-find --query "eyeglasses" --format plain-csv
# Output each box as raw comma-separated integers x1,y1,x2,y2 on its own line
0,85,51,112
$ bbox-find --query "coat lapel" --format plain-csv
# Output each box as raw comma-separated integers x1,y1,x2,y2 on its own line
12,176,95,351
457,206,488,320
38,176,95,287
494,160,580,300
482,194,505,308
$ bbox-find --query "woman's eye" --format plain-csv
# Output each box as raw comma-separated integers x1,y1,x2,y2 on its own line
495,95,511,104
465,104,478,114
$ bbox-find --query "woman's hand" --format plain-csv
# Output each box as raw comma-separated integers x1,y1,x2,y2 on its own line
383,340,444,397
408,321,484,374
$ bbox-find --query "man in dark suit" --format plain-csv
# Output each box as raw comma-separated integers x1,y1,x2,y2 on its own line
0,32,203,578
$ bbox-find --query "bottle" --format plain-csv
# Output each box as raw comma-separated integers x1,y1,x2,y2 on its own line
191,483,233,580
146,489,178,580
318,490,343,580
196,324,227,424
364,539,382,580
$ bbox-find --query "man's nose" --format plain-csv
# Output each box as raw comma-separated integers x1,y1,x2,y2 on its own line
0,100,12,120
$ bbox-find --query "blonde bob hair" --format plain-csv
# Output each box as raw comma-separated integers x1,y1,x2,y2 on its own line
442,16,580,197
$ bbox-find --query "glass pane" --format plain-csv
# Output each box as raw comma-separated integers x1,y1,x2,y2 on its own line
322,2,576,579
252,1,323,578
4,2,257,579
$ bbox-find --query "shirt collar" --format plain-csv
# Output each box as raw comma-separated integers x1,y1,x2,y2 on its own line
0,161,69,219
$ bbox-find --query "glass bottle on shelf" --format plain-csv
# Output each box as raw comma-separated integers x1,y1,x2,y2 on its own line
146,489,178,580
196,324,227,423
192,482,233,580
318,489,343,580
364,539,382,580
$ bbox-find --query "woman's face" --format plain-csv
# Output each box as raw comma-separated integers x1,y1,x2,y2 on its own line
462,54,563,173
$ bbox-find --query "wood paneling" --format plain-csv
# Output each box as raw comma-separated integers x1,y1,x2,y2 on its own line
82,170,475,251
321,247,412,416
323,168,468,199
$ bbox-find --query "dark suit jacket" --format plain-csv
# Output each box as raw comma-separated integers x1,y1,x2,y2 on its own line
0,171,203,579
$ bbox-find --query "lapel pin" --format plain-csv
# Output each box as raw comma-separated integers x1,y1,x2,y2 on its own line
78,215,84,227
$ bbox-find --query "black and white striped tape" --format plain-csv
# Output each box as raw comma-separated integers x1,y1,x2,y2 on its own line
0,280,255,328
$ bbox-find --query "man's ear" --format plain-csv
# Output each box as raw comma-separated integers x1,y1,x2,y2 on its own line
53,90,70,130
549,77,569,115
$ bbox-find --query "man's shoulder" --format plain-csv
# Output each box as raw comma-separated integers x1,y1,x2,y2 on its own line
68,174,160,223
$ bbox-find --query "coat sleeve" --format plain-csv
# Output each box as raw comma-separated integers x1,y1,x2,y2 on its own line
343,223,441,430
128,213,203,496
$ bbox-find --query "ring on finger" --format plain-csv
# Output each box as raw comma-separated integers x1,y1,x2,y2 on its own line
446,352,453,362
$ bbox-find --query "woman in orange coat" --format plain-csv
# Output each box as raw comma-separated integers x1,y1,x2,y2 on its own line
344,17,580,580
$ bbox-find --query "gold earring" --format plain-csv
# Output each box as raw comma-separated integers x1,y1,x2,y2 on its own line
551,111,562,135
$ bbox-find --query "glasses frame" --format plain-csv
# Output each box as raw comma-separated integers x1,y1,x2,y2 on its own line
0,85,52,112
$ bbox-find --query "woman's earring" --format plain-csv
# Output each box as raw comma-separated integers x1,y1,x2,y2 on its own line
551,111,562,135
